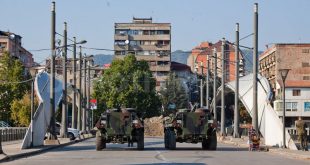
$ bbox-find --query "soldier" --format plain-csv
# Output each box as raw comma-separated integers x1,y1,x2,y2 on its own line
295,116,308,151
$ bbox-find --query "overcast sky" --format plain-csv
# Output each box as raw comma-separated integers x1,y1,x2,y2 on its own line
1,0,310,63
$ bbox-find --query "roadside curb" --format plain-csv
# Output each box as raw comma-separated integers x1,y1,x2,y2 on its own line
0,135,94,163
269,148,310,161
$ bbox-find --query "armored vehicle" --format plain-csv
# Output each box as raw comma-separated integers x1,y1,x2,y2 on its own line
95,108,144,150
163,108,217,150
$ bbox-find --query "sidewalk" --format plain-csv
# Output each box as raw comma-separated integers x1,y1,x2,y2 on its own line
219,136,310,161
0,134,94,163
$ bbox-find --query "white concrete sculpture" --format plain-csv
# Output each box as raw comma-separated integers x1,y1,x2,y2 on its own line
21,71,63,149
215,74,297,150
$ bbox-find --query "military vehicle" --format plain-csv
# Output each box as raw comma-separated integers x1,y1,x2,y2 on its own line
163,108,217,150
95,108,144,150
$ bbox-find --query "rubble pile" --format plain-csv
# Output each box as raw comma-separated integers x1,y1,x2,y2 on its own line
144,116,164,137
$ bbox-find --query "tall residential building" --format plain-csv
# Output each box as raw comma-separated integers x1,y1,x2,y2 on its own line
259,44,310,125
187,40,245,82
114,17,171,88
0,30,34,68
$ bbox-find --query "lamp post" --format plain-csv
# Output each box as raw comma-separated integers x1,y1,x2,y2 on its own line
200,61,204,108
279,68,290,148
29,68,37,147
61,22,68,138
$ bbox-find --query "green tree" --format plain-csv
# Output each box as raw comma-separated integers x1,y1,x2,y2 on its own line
159,73,188,111
93,55,161,118
0,52,29,123
10,93,38,127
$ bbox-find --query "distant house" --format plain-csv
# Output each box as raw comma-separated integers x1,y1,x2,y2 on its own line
187,40,245,82
0,30,34,69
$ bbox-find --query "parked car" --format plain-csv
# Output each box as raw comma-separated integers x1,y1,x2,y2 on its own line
55,122,80,140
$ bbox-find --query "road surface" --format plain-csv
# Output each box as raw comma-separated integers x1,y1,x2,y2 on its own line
5,137,309,165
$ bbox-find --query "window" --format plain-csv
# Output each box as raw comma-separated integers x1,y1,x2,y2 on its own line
302,62,310,67
285,102,298,111
303,76,310,80
302,49,310,54
292,89,301,96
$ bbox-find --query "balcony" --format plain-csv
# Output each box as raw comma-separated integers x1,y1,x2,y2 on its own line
129,45,170,51
150,64,171,72
135,55,170,61
114,45,128,50
114,34,129,40
130,34,170,41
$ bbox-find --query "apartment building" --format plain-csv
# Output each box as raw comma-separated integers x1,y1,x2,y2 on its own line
114,17,171,88
187,40,245,82
0,30,34,68
259,44,310,125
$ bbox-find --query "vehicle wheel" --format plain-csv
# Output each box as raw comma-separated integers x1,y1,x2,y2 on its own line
168,130,176,150
137,132,144,150
68,133,75,140
96,135,103,151
208,131,217,150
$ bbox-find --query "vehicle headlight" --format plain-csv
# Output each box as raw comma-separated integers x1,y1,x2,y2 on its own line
177,120,182,124
132,120,138,124
101,120,106,125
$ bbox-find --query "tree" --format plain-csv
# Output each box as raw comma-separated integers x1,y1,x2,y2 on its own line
0,52,29,123
93,55,161,118
10,93,38,127
159,73,188,111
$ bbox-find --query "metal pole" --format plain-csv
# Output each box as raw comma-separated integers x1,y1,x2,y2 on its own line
213,48,217,121
253,3,259,134
200,62,203,107
206,58,210,109
234,23,240,138
61,22,68,138
87,59,91,131
77,46,82,131
49,1,57,140
31,78,34,147
82,55,87,133
283,82,286,148
221,38,226,136
72,37,77,129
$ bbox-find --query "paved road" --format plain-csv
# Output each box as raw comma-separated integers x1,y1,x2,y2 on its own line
5,138,310,165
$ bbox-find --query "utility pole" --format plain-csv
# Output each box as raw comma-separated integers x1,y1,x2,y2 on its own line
77,46,82,131
49,1,57,140
233,23,240,138
60,22,68,138
72,37,77,129
87,59,91,130
221,38,226,136
206,57,210,109
213,48,217,121
82,55,87,133
253,3,259,134
200,62,204,107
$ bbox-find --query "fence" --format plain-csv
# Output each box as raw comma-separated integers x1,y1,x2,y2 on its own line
287,127,310,141
0,127,28,142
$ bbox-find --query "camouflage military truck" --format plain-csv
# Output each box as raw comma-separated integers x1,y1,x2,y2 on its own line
95,108,144,150
163,108,217,150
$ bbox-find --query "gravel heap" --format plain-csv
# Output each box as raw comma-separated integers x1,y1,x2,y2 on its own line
144,116,164,137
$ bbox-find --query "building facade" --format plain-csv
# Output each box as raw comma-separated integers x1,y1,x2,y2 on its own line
259,44,310,125
114,18,171,88
187,40,245,82
0,31,34,68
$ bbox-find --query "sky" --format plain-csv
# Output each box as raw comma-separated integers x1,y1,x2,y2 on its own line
1,0,310,63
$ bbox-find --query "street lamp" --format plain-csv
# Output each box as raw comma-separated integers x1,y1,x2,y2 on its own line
279,68,290,148
29,67,37,147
